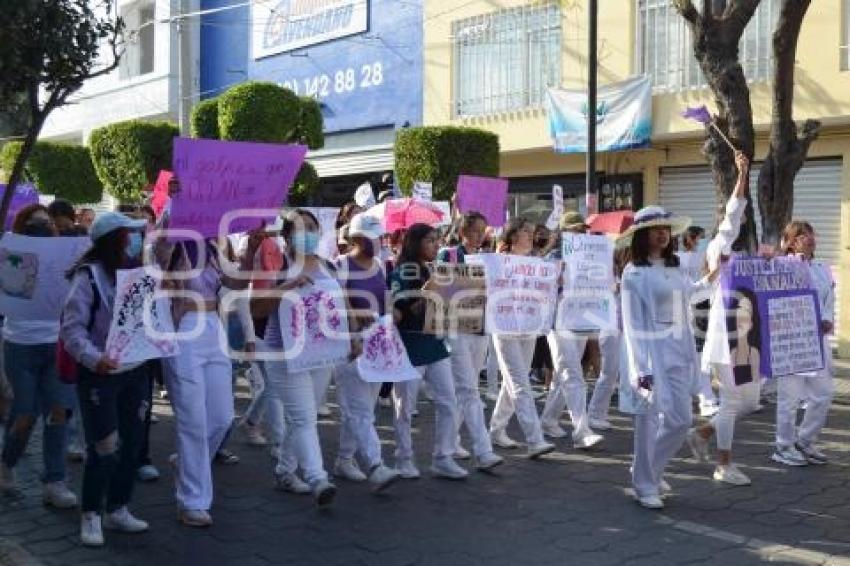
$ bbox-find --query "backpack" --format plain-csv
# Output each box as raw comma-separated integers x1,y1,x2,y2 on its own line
57,266,102,384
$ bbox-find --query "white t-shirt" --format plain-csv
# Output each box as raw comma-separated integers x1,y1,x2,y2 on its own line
3,318,60,345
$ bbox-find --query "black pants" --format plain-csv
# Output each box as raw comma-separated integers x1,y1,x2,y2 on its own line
77,365,150,514
138,361,161,467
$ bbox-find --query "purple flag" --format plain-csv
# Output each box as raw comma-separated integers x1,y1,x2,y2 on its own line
456,175,509,228
681,105,712,125
1,184,40,231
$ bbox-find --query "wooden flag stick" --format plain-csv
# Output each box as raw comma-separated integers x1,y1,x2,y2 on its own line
709,121,737,152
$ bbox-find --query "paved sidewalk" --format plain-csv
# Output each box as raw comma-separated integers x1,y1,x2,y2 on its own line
2,379,850,566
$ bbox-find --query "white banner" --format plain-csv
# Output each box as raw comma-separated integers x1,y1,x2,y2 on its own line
253,0,369,59
278,278,351,372
472,254,559,335
356,314,419,382
0,235,89,321
105,268,178,364
546,76,652,154
545,184,564,231
555,234,616,332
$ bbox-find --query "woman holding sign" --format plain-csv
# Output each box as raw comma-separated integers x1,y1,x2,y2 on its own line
618,206,717,509
487,219,556,459
772,221,835,466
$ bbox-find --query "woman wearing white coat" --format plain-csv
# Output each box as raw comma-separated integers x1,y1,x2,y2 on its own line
772,221,835,466
618,206,717,509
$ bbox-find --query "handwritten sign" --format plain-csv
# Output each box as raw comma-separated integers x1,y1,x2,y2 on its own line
1,184,40,231
151,170,173,218
0,235,88,320
721,256,823,378
545,185,564,231
277,278,351,372
169,137,307,238
105,268,178,364
356,314,419,383
556,234,616,332
472,253,558,335
456,175,509,228
423,262,486,336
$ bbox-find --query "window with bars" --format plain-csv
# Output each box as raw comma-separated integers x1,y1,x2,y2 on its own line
637,0,779,92
452,3,561,117
119,0,156,80
842,0,850,70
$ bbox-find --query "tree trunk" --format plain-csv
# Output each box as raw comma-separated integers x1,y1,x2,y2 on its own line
756,0,819,248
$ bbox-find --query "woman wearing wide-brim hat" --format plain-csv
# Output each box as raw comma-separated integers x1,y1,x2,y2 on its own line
616,205,718,509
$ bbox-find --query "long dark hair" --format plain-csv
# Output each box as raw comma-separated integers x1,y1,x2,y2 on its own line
728,287,760,350
630,227,680,267
282,209,319,242
398,223,436,269
67,228,127,281
499,217,530,253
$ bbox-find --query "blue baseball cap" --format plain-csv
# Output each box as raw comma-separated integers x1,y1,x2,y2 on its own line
89,212,147,242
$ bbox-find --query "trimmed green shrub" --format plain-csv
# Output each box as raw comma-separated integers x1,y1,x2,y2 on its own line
89,120,179,203
394,126,500,201
295,97,324,150
218,82,299,143
288,162,319,206
0,141,103,203
191,97,220,139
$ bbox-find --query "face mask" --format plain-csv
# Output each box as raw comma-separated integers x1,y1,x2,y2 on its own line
125,232,143,259
291,232,320,255
696,239,709,254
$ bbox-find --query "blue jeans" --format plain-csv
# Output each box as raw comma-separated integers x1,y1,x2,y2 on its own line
1,341,75,483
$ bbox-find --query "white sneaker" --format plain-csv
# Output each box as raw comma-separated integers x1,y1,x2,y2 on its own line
490,430,519,449
636,494,664,509
430,457,469,480
80,512,104,547
0,464,15,492
796,443,828,465
542,423,568,439
474,452,504,472
178,509,213,527
588,417,612,431
574,433,604,450
454,446,471,460
396,459,421,480
686,428,712,463
317,404,332,418
713,464,751,486
699,402,720,418
772,445,809,467
368,464,400,493
527,441,555,459
485,391,499,403
312,480,337,507
334,458,367,482
137,464,160,482
274,471,312,494
239,420,269,447
103,506,149,533
659,479,672,496
43,481,78,509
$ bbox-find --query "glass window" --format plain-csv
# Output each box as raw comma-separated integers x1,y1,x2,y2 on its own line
842,0,850,71
119,0,156,80
452,3,561,117
637,0,779,92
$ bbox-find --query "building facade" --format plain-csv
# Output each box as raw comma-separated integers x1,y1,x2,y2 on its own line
424,0,850,354
201,0,423,205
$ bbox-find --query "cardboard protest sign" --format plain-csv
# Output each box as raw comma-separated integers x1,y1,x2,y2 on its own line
277,278,351,372
472,253,559,335
423,262,486,336
1,184,40,231
356,314,419,382
105,268,178,364
545,185,564,231
0,235,88,320
722,256,823,378
169,137,307,238
151,170,173,218
555,234,616,332
456,175,509,228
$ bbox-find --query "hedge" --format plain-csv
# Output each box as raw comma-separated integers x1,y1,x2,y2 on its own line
89,120,179,203
287,162,319,206
0,141,103,203
191,97,220,139
295,97,324,150
218,82,300,143
394,126,500,201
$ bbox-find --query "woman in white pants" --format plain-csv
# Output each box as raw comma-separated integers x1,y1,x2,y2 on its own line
772,221,835,466
487,218,555,459
685,152,760,486
619,206,717,509
437,212,504,471
390,224,469,480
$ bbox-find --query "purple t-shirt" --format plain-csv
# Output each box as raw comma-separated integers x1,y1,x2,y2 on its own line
337,256,387,317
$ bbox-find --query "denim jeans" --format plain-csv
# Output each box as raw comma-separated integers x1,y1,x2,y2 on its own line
77,364,150,514
1,341,74,483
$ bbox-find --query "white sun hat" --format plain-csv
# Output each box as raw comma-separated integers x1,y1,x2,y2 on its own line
615,205,691,248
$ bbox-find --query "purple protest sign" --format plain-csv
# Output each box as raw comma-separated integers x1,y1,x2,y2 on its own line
721,256,824,378
169,137,307,238
456,175,509,227
1,184,40,231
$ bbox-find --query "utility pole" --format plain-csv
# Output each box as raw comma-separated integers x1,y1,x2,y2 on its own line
586,0,598,215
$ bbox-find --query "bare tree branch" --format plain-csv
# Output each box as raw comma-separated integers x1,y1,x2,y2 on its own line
724,0,761,40
673,0,701,27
